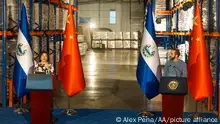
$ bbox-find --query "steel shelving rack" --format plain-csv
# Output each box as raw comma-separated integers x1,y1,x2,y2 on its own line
147,0,220,117
0,0,78,109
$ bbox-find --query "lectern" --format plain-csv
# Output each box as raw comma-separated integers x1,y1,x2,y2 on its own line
159,77,188,124
26,73,53,124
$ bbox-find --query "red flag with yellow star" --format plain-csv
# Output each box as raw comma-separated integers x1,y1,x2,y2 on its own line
187,2,213,101
58,4,85,96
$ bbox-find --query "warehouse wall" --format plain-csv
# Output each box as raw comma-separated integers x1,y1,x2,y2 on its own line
78,2,144,32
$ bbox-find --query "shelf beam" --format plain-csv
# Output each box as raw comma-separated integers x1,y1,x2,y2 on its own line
0,31,64,36
49,0,78,11
156,32,220,37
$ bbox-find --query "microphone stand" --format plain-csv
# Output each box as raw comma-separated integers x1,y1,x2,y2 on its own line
173,66,183,77
164,65,171,76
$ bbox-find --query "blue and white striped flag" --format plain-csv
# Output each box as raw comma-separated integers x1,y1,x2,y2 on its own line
136,3,161,99
13,4,33,98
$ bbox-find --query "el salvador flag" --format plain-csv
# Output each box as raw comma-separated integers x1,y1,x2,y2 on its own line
13,4,33,99
136,3,161,99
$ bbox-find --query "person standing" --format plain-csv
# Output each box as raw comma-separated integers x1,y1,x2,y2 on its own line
163,48,187,77
34,51,57,123
162,48,187,124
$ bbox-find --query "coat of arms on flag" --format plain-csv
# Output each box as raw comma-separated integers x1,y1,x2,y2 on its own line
142,44,156,58
16,43,28,56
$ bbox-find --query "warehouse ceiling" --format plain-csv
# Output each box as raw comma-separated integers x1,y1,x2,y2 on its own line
78,0,169,11
78,0,144,4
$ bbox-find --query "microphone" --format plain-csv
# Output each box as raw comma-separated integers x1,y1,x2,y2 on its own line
164,65,171,76
173,66,183,77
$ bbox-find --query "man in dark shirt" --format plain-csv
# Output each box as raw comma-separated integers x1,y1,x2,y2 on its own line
163,48,187,77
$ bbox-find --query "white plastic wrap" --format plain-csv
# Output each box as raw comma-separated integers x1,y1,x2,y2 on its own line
115,32,122,39
160,58,167,66
32,36,39,58
158,47,168,58
123,32,130,39
92,40,100,48
7,0,17,30
130,40,138,49
49,4,55,30
177,43,186,62
123,40,130,48
56,8,66,30
131,32,138,40
33,3,39,30
115,40,123,48
155,18,167,31
78,35,85,42
93,32,101,39
42,4,48,30
108,40,115,48
107,32,115,39
155,0,166,10
100,32,108,39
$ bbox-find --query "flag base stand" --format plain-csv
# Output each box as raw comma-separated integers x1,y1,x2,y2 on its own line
52,116,58,122
62,109,77,116
13,108,29,114
188,113,204,118
137,111,154,117
137,96,153,117
62,96,77,116
188,102,204,118
14,99,29,114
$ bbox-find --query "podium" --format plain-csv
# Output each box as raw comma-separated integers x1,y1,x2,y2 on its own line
159,77,188,124
26,74,53,124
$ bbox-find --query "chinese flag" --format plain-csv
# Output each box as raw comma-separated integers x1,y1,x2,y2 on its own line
187,2,213,101
58,4,85,96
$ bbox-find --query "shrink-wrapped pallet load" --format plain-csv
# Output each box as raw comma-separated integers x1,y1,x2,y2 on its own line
123,32,130,39
115,40,123,48
108,40,115,49
123,40,130,48
115,32,122,39
100,32,107,39
107,32,115,39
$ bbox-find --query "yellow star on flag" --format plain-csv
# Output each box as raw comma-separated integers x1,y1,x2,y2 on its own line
66,14,70,24
69,35,73,39
196,37,200,42
193,16,198,26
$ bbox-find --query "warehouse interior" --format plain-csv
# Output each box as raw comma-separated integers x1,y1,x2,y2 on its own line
0,0,220,123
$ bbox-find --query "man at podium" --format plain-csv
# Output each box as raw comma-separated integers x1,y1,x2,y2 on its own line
164,48,187,77
162,48,187,124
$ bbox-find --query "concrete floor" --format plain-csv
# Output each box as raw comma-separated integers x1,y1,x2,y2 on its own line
54,49,208,112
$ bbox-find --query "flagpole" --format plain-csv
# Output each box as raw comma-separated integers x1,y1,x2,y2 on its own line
188,0,211,119
13,98,29,114
59,2,85,116
189,101,203,118
136,0,155,117
62,96,77,116
137,95,154,117
52,93,58,122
